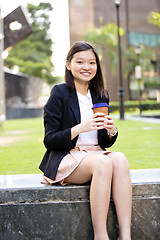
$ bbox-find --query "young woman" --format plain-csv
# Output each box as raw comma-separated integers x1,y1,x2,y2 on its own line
39,41,132,240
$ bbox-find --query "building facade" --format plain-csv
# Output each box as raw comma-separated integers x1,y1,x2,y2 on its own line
68,0,160,101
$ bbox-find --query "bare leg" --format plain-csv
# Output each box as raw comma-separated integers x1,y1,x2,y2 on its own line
108,152,132,240
65,154,113,240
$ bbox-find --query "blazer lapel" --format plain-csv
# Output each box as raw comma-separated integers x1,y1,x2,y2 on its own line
69,87,81,124
69,87,105,124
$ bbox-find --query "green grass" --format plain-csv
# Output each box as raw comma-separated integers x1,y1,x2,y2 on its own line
109,117,160,169
0,115,160,175
0,118,45,175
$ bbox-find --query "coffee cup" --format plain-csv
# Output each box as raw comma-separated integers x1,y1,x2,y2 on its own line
92,103,109,115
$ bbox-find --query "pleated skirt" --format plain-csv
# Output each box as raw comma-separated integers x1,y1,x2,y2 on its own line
42,145,110,186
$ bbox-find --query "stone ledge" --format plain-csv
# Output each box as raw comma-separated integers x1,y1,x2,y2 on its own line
0,169,160,240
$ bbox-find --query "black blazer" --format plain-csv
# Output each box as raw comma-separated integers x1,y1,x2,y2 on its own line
39,83,118,180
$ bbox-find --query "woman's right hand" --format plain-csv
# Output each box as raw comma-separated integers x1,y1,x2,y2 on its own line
80,112,106,132
71,112,105,140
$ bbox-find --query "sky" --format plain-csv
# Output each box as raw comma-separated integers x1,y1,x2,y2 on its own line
1,0,70,76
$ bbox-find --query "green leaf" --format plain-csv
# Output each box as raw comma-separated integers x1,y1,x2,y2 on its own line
4,2,55,84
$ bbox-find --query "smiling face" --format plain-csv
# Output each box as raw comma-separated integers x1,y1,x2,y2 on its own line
66,49,97,86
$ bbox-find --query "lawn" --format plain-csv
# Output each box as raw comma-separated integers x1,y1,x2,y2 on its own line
109,116,160,169
0,118,45,175
0,115,160,175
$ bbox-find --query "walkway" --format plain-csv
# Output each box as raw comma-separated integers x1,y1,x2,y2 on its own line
113,114,160,123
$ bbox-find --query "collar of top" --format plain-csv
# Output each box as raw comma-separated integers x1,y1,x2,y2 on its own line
77,89,92,103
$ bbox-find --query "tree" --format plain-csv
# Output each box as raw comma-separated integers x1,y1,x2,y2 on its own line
147,11,160,74
123,45,157,100
84,23,124,75
124,46,156,77
148,11,160,28
4,2,55,84
124,11,159,83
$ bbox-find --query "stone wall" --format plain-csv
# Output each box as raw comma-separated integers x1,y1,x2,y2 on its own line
4,70,44,119
0,169,160,240
5,71,43,108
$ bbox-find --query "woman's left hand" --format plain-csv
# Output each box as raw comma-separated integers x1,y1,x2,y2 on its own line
104,115,117,135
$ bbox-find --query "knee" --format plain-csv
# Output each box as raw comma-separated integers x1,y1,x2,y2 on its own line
92,155,113,176
111,152,130,172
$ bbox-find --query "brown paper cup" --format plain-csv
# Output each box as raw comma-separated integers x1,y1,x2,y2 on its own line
92,106,108,115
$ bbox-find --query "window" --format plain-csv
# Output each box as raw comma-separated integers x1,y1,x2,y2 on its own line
128,32,160,47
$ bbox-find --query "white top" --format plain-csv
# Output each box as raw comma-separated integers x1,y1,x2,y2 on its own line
76,90,98,146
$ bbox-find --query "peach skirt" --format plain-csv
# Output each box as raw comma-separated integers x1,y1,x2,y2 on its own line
42,145,110,186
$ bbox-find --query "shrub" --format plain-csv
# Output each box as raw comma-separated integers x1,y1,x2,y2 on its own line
109,100,160,113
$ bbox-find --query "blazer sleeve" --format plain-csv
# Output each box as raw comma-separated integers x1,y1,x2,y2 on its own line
43,85,75,151
98,128,118,150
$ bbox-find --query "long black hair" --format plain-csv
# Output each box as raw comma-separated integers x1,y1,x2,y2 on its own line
65,41,106,97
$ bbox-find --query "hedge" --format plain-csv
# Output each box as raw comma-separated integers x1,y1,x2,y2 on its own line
109,100,160,113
